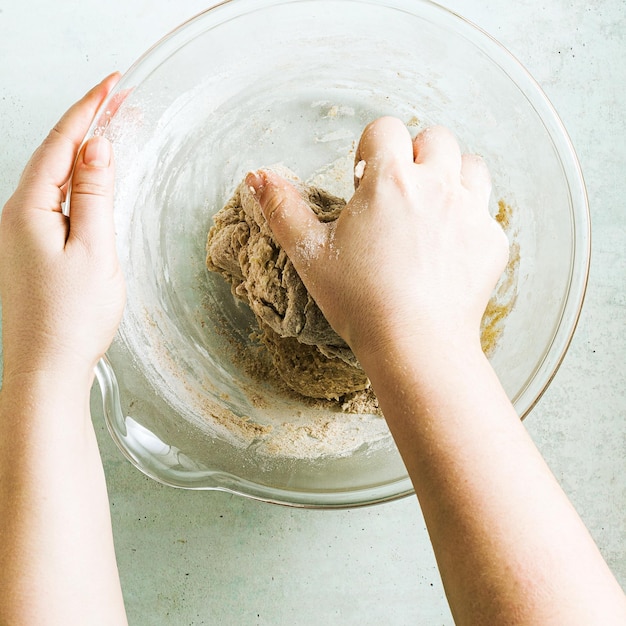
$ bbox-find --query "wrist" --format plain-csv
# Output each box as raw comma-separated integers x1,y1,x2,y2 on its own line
1,361,95,409
352,322,484,376
353,325,493,424
2,338,98,389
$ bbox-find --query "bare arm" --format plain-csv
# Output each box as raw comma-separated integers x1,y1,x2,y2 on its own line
0,75,128,625
247,117,626,625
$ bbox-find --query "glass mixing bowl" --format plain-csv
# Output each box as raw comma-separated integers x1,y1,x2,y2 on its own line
91,0,590,507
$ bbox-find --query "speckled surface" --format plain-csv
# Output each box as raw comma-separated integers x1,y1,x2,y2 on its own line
0,1,624,624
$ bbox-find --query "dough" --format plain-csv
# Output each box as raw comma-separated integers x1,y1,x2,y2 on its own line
258,322,369,400
206,166,369,400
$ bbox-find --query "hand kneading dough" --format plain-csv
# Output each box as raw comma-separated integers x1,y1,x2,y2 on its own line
206,166,369,400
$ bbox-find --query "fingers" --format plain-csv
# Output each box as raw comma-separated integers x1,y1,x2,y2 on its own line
94,85,133,131
461,153,492,204
354,117,414,188
413,125,463,178
66,136,116,256
356,116,414,165
414,126,492,207
246,170,328,263
21,73,120,195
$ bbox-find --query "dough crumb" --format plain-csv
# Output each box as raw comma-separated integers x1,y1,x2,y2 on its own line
354,159,366,179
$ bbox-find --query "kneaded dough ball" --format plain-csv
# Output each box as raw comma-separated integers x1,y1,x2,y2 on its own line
206,166,368,400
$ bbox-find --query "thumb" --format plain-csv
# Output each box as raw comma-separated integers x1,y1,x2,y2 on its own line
67,136,116,254
246,170,328,262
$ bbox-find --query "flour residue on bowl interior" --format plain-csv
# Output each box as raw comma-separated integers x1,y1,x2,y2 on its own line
480,199,520,355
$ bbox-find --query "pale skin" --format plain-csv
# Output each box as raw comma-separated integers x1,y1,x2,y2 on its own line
246,118,626,625
0,74,127,625
0,80,624,626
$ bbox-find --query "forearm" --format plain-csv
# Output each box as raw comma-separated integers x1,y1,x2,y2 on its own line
358,337,626,625
0,369,127,625
247,116,624,623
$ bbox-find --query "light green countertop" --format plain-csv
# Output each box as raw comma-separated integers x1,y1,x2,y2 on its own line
0,1,624,623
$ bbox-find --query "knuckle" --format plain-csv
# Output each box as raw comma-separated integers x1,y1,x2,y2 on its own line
261,187,289,223
44,124,73,151
71,178,111,198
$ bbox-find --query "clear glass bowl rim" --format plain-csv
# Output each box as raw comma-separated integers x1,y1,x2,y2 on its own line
92,0,591,509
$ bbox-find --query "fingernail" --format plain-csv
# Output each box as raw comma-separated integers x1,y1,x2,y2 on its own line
245,170,266,197
83,136,112,167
